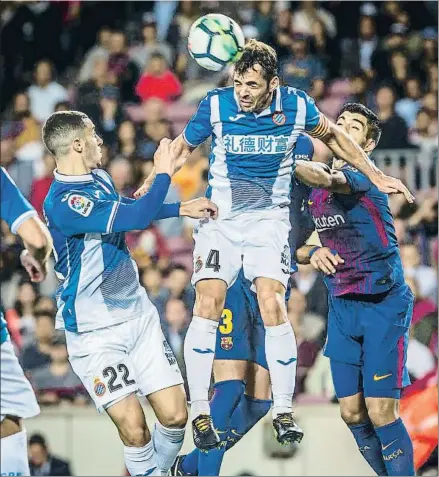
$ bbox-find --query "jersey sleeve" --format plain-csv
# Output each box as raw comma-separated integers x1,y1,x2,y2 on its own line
293,134,314,161
0,167,37,234
182,94,212,147
51,190,118,236
341,166,372,193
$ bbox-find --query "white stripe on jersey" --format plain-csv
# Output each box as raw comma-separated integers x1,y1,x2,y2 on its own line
271,94,306,207
210,94,232,217
107,200,119,234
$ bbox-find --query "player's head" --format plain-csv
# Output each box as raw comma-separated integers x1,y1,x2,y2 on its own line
233,39,279,113
336,103,382,154
42,111,103,171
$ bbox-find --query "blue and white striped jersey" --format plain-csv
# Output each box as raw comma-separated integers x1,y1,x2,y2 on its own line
43,169,178,333
1,167,37,344
183,86,321,218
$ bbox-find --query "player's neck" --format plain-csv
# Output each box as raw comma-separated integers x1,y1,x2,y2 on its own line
255,90,275,114
56,157,91,176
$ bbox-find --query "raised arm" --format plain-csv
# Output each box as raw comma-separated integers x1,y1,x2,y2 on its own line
301,92,414,202
294,161,352,194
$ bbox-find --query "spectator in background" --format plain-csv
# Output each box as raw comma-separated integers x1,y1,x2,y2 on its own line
419,28,438,83
20,311,54,372
76,58,111,125
129,15,173,71
107,158,133,196
139,117,173,160
309,18,337,78
309,78,326,103
78,26,111,83
407,325,436,381
135,52,182,103
107,30,139,103
272,9,294,61
30,153,55,218
28,433,72,476
27,60,68,123
165,264,195,311
162,298,189,363
389,50,415,99
426,62,438,94
340,15,378,78
374,85,410,149
54,101,71,112
280,34,325,92
29,335,86,406
290,264,328,320
347,72,376,110
410,109,438,148
96,85,124,147
11,282,38,345
372,23,409,80
291,0,337,39
141,265,168,317
395,77,422,127
401,243,438,302
253,1,274,44
114,119,138,160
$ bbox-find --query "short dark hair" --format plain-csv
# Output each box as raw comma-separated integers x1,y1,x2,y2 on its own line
42,110,88,158
338,102,382,145
234,39,278,82
29,433,48,450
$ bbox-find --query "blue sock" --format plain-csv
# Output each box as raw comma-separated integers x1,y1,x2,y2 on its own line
225,394,272,450
375,418,415,476
348,420,388,476
181,380,244,476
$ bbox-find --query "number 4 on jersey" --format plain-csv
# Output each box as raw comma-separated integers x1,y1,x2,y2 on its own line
206,249,221,272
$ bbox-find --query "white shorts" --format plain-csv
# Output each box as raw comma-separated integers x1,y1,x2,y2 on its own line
0,339,40,421
65,311,184,413
192,210,291,289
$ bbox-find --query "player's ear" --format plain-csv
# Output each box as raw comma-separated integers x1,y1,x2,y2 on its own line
364,138,376,154
269,76,279,92
72,138,83,154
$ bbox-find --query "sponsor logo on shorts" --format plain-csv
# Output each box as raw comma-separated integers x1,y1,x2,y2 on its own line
163,340,177,365
193,348,214,354
281,245,290,273
272,112,286,125
93,377,106,397
373,373,392,382
220,336,233,350
195,256,203,273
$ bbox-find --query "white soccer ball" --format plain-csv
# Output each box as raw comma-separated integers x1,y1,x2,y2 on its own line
188,14,245,72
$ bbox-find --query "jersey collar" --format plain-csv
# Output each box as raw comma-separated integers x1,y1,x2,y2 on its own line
233,86,283,117
54,169,94,183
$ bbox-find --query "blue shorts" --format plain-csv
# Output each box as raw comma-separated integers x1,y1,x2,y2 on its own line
324,283,414,399
215,273,268,370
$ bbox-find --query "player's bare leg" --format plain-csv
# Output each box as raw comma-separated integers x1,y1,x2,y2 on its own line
254,277,302,445
106,393,160,476
0,416,31,476
184,279,227,450
147,385,187,475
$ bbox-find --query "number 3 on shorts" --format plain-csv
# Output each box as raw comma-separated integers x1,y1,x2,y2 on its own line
103,363,136,393
219,309,233,334
206,249,221,272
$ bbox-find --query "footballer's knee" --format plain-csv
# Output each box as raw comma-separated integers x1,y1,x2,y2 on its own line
255,279,286,326
159,408,188,429
339,395,369,425
366,397,399,427
118,421,150,447
194,280,227,319
0,416,22,438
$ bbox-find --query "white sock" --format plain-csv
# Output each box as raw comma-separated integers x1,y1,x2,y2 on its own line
183,316,218,419
264,321,297,419
152,422,185,475
1,429,31,476
124,440,161,476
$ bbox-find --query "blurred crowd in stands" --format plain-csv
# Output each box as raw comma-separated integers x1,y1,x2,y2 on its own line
0,1,437,418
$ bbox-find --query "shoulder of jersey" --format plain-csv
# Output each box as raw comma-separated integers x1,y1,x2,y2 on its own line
92,169,115,188
206,86,234,99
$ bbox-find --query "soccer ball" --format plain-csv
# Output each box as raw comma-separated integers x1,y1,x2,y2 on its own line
188,14,245,71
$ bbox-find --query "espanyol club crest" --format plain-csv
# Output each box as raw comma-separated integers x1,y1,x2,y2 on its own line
220,336,233,350
93,377,106,397
272,112,286,126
